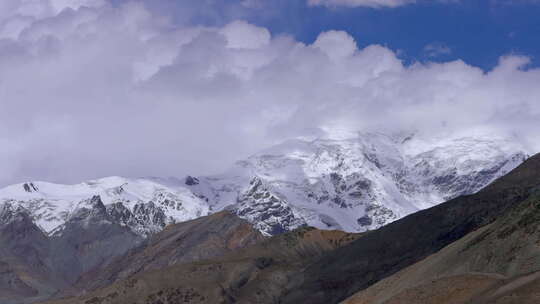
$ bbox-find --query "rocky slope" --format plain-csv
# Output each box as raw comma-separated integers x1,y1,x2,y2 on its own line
0,196,144,304
0,203,62,304
342,173,540,304
71,211,264,293
0,209,263,304
40,153,540,304
47,196,144,284
43,226,362,304
0,132,526,239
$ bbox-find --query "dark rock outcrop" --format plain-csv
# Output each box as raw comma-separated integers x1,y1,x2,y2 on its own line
228,178,305,236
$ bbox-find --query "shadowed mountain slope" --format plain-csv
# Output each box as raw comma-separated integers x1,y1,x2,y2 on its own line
72,211,265,293
0,197,143,304
42,227,362,304
343,174,540,304
0,204,64,304
0,207,264,304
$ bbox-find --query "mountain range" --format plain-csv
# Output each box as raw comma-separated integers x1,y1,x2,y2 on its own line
0,131,533,303
0,132,527,237
40,152,540,304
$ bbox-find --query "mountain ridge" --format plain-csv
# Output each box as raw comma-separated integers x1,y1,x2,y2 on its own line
0,132,527,238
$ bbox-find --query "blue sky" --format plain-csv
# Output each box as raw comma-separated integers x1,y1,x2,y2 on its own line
135,0,540,70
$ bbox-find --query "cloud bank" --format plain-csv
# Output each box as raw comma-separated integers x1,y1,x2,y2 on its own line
306,0,463,8
307,0,416,8
0,1,539,186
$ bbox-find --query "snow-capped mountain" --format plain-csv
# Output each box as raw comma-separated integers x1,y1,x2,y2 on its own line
0,177,209,237
187,132,527,235
0,132,529,237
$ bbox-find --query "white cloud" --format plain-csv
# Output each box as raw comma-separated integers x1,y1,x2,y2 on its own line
0,0,104,20
220,20,271,49
307,0,416,8
49,0,106,13
424,42,452,57
313,30,357,60
0,1,539,186
0,0,106,39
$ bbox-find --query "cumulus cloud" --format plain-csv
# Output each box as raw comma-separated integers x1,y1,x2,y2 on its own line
220,20,270,49
0,0,539,186
307,0,416,8
313,30,357,60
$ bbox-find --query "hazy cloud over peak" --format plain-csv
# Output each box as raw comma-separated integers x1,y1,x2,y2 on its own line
0,0,539,186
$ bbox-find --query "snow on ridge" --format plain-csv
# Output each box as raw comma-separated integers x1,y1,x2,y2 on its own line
0,132,530,237
0,176,210,235
195,132,529,233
